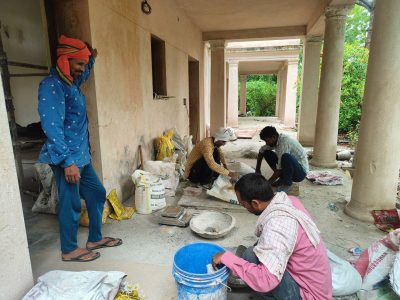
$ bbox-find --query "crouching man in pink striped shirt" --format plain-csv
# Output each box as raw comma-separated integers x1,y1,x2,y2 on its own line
212,173,332,299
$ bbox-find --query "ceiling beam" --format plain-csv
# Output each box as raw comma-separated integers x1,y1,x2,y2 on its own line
307,0,331,35
202,26,306,41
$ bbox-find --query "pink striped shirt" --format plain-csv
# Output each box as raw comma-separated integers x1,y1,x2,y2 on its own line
221,196,332,299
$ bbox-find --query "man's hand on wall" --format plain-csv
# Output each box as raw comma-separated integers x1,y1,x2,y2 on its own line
85,42,98,59
64,164,81,183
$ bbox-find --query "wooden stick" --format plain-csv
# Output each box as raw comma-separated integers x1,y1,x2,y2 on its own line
139,145,144,170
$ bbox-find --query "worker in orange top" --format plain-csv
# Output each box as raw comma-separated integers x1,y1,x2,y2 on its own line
184,127,239,186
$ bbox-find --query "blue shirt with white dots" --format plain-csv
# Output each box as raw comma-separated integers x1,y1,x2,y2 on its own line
38,57,95,168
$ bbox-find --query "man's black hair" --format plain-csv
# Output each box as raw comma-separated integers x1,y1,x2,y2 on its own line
259,126,278,141
234,173,274,203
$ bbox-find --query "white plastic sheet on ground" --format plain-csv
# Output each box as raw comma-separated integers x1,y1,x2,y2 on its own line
23,270,126,300
327,250,362,296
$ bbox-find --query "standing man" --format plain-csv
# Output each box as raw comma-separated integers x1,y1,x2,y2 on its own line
38,35,122,262
213,173,332,299
255,126,309,192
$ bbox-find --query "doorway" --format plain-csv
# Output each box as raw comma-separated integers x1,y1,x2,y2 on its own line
188,58,200,143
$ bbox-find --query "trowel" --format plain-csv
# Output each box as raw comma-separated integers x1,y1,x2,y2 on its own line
157,206,192,227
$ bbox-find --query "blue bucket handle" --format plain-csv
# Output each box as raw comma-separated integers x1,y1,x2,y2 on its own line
174,273,232,291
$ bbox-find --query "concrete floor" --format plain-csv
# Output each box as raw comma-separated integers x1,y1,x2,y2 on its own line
21,118,385,300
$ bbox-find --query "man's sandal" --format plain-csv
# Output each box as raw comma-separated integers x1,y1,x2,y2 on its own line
86,237,123,251
62,250,100,262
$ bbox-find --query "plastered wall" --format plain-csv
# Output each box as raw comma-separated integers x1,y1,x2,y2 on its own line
0,0,49,126
0,74,34,300
87,0,204,198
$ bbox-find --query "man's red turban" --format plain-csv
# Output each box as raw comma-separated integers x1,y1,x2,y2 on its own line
56,35,91,85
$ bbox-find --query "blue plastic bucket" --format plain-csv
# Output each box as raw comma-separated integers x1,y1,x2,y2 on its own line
173,242,230,300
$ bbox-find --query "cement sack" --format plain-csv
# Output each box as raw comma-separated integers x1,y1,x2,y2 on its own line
354,228,400,290
23,270,126,300
328,250,362,296
183,135,193,156
207,175,240,205
144,160,179,196
226,161,255,176
32,163,58,214
132,170,166,214
390,252,400,296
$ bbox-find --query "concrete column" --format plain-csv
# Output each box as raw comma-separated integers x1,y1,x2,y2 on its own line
209,40,226,134
275,71,281,117
278,66,287,121
227,60,239,127
0,74,33,298
282,60,298,128
345,0,400,222
298,36,323,146
239,75,247,116
310,6,350,168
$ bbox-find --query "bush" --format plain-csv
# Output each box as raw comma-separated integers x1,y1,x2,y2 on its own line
246,80,277,116
339,44,369,133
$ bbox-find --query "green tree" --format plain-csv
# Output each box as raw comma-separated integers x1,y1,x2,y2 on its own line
336,4,370,144
339,44,369,133
345,5,370,46
246,80,276,116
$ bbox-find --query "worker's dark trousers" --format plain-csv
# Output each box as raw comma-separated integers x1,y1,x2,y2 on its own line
262,150,306,186
243,247,301,300
51,163,106,253
188,148,221,185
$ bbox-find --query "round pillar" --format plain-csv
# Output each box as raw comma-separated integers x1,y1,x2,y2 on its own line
298,36,322,146
345,0,400,222
209,40,226,134
310,6,350,168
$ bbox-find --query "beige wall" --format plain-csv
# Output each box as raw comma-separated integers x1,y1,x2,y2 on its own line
87,0,204,198
0,0,49,126
0,74,34,299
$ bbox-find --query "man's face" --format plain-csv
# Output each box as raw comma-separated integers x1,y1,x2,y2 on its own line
69,58,87,79
264,135,277,147
236,191,262,216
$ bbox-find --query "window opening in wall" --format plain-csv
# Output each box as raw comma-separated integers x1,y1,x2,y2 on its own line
151,35,167,98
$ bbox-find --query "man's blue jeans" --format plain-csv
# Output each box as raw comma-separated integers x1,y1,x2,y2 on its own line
51,163,106,253
243,247,301,300
263,150,306,186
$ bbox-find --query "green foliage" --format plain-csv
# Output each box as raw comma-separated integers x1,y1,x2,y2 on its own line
247,74,277,83
339,44,369,133
246,79,277,116
345,5,370,46
338,5,370,136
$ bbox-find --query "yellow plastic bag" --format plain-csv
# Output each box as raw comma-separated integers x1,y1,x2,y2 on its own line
80,202,109,227
114,284,142,300
107,189,135,221
154,130,175,161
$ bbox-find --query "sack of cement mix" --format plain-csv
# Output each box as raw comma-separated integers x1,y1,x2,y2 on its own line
132,170,166,214
390,252,400,296
32,163,58,214
207,175,239,205
144,160,179,196
327,250,362,296
354,228,400,290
